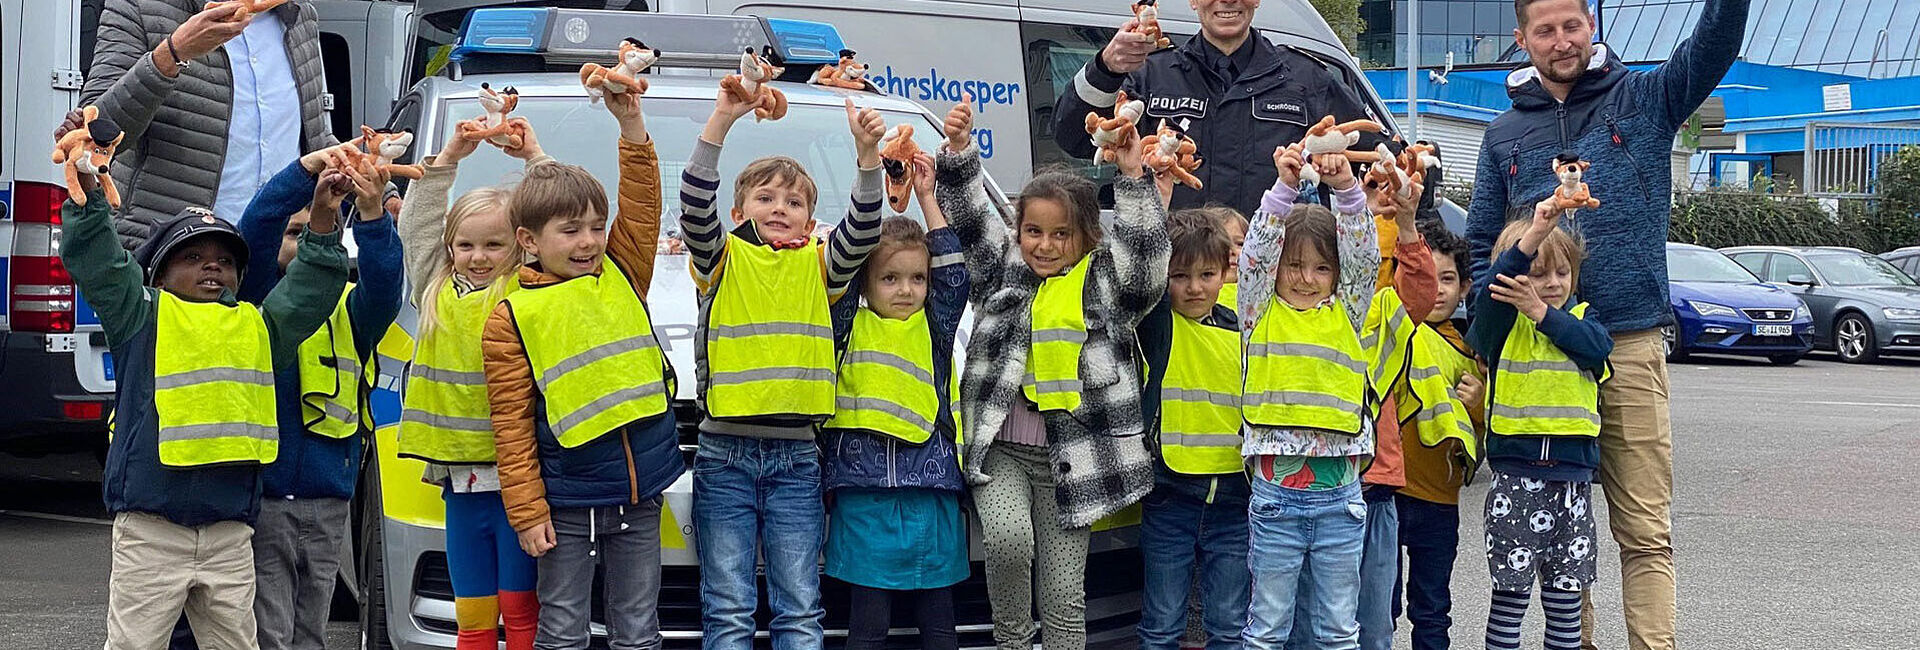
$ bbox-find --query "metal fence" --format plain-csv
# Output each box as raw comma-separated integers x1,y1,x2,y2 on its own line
1803,122,1920,198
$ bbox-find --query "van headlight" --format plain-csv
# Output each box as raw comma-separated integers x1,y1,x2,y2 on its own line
1686,300,1737,318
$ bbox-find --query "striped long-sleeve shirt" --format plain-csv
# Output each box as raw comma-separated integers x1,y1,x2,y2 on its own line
678,137,886,440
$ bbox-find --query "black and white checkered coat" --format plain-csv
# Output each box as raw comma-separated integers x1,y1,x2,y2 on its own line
935,147,1168,529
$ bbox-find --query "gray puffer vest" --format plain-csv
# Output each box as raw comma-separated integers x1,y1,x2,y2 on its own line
80,0,335,251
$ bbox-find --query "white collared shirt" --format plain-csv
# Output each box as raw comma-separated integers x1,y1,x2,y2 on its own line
214,11,303,225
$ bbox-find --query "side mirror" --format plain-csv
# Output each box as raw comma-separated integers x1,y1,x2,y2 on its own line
1787,274,1814,287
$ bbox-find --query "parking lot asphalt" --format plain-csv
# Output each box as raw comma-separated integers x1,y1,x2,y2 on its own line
3,353,1917,649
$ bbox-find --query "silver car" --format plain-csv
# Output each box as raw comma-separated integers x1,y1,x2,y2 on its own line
1722,246,1920,363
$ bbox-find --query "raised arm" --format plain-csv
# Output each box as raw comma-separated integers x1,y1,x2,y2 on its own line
57,183,149,348
601,92,666,299
1052,18,1156,160
1238,180,1299,337
933,101,1010,300
1332,185,1381,332
1105,173,1171,323
1633,0,1753,130
80,3,246,145
680,88,760,293
260,174,351,365
824,100,888,304
915,154,971,340
237,159,324,304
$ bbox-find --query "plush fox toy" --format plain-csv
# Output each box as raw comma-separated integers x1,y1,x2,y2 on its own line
1142,119,1203,189
1130,0,1174,50
811,49,874,91
458,82,524,149
52,106,124,208
1298,115,1386,185
878,124,923,214
1552,154,1601,211
722,46,789,121
1085,90,1145,165
360,126,424,181
581,38,660,104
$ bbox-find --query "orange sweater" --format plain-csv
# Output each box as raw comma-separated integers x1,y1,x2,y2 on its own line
483,138,663,531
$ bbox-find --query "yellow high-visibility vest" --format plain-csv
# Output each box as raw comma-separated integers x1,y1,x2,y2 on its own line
398,277,517,463
705,235,836,419
506,259,671,447
1242,297,1372,434
297,284,374,439
825,308,945,443
1489,302,1609,437
153,292,278,467
1397,324,1480,459
1023,256,1093,413
1159,313,1243,474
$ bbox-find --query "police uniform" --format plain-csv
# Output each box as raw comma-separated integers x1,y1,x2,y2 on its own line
1053,34,1388,214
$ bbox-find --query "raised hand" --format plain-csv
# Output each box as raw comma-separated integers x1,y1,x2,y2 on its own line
498,118,545,161
604,88,649,143
1113,126,1148,179
344,163,391,221
1316,152,1357,192
847,98,886,168
309,169,351,235
944,96,974,153
163,4,250,74
1100,18,1156,74
1274,144,1306,189
910,152,936,198
432,129,481,166
1490,273,1548,322
300,139,366,175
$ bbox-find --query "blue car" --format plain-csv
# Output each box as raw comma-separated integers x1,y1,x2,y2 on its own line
1665,243,1814,364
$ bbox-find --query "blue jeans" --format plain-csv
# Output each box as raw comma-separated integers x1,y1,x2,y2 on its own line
1138,476,1251,650
1288,493,1397,650
1393,495,1458,650
1244,480,1365,650
693,434,825,650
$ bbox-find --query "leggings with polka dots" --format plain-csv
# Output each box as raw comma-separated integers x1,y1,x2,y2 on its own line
977,442,1092,650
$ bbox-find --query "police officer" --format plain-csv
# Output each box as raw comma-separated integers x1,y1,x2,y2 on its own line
1053,0,1389,214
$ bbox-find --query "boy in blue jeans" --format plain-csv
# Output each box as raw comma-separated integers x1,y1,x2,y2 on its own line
678,90,888,648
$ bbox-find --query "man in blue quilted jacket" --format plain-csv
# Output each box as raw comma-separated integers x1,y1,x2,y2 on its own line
1464,2,1751,649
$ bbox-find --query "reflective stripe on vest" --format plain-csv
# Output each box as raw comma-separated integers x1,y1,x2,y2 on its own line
1023,256,1093,413
506,259,670,447
707,234,836,419
298,284,373,439
154,292,278,467
1359,287,1415,397
1160,313,1244,475
1397,325,1480,458
1489,302,1609,437
825,308,942,443
399,277,516,463
1242,297,1371,434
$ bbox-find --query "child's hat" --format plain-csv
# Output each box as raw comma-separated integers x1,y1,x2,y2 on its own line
134,207,250,283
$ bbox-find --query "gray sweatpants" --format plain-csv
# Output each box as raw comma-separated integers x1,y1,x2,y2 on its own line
252,497,351,650
537,500,665,650
977,443,1092,650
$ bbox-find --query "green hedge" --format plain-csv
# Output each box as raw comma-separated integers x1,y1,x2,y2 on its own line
1440,145,1920,253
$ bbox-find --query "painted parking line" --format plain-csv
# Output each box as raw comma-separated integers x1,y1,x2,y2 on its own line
1805,400,1920,409
0,510,113,526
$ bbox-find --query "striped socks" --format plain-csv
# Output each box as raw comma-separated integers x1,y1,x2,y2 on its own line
1484,588,1583,650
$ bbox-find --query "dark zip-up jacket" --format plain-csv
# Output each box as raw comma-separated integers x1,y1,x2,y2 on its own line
65,188,348,527
1466,0,1751,333
237,161,405,501
1138,295,1250,505
1467,246,1613,482
821,227,970,494
1053,34,1387,215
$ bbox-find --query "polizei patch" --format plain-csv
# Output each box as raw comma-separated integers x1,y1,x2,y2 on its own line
1147,95,1208,119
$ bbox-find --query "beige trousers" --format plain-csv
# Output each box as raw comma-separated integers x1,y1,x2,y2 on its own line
1582,329,1677,650
105,512,260,650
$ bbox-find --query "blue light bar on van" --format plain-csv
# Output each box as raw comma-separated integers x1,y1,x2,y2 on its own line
445,7,854,70
449,8,550,61
764,18,845,65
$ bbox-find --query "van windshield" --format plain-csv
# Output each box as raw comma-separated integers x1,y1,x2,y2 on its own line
438,96,951,239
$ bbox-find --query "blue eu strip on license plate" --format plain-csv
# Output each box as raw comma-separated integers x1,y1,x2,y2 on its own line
102,352,115,382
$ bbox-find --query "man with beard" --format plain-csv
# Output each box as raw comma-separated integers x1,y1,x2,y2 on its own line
1464,2,1751,650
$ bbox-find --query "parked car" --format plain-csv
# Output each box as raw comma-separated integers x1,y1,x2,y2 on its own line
1663,243,1813,364
1723,246,1920,363
1881,246,1920,278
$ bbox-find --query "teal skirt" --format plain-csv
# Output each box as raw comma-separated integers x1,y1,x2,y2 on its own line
824,488,970,590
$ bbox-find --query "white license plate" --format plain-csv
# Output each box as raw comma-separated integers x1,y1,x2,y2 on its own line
1754,324,1792,337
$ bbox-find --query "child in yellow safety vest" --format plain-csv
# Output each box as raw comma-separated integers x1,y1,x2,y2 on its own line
481,89,684,650
819,152,971,650
1134,208,1249,650
1465,199,1613,650
674,86,890,646
392,112,554,649
233,138,405,650
1391,220,1487,650
933,99,1166,650
1237,143,1429,650
65,147,353,649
